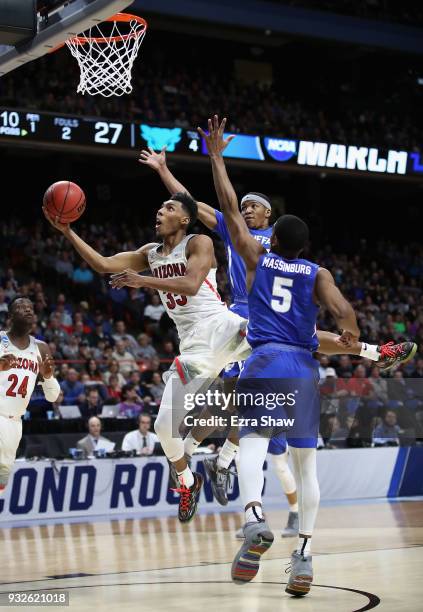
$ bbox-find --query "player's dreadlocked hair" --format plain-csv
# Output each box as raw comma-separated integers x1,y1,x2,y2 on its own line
274,214,309,256
171,192,198,227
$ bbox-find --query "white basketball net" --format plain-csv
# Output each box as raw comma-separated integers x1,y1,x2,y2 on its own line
66,16,147,97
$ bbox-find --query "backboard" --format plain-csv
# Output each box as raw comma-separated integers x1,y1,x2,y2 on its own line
0,0,135,76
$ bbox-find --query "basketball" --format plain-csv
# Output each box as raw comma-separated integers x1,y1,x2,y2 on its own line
43,180,86,224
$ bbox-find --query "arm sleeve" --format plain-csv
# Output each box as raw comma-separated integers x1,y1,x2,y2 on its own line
40,377,61,402
212,210,231,242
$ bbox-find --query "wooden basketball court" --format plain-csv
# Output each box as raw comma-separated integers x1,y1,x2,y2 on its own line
0,499,421,611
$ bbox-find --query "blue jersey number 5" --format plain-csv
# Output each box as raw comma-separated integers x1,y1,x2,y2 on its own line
271,277,293,313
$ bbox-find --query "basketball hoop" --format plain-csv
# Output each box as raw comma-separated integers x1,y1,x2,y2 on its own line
65,13,147,97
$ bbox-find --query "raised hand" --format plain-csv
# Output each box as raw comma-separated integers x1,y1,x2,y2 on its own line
138,146,167,171
42,207,71,234
197,115,235,157
0,354,16,372
109,269,146,290
37,354,55,379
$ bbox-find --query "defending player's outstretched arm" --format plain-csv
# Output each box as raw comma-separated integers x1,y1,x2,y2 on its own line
314,267,360,340
43,208,152,274
138,145,218,230
109,234,214,296
198,115,265,273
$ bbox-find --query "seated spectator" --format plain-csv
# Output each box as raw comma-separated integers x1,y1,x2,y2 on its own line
61,335,81,361
319,367,340,415
144,294,165,328
72,311,92,333
346,415,365,448
369,367,388,403
89,322,113,347
412,358,423,378
79,387,104,419
48,341,63,361
326,415,349,449
58,362,69,382
148,371,165,404
117,383,143,418
135,333,158,362
387,370,410,403
336,355,353,378
72,320,91,343
112,339,138,377
337,365,373,399
107,374,122,402
128,370,144,397
86,358,103,382
159,340,176,362
372,410,401,446
112,320,138,353
76,416,113,458
103,359,126,387
72,261,94,285
55,251,74,279
124,287,145,326
141,356,163,385
60,368,85,405
53,302,73,328
55,292,73,315
121,414,159,455
81,372,109,402
318,355,331,380
44,313,70,345
91,338,108,363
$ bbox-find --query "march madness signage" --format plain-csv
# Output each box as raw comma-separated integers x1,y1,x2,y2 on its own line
0,450,407,524
0,457,244,521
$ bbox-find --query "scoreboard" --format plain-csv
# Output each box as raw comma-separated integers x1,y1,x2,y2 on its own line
0,109,200,153
1,108,422,178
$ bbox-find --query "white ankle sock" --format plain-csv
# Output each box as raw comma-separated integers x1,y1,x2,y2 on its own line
177,466,194,488
360,343,380,361
245,505,263,523
184,432,200,457
290,502,299,512
297,535,311,556
217,439,238,469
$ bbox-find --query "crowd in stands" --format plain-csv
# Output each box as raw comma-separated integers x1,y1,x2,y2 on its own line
0,30,421,153
1,212,422,452
268,0,423,27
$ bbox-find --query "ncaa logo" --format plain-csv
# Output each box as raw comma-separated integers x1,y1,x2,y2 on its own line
264,138,297,162
1,333,9,349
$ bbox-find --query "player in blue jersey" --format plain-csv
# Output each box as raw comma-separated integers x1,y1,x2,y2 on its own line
198,115,362,595
139,143,416,536
139,144,415,495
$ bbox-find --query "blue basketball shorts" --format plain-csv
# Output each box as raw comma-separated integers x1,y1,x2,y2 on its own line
235,342,320,449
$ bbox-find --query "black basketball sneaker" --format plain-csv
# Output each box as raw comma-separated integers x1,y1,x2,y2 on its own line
376,341,417,371
171,472,203,523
